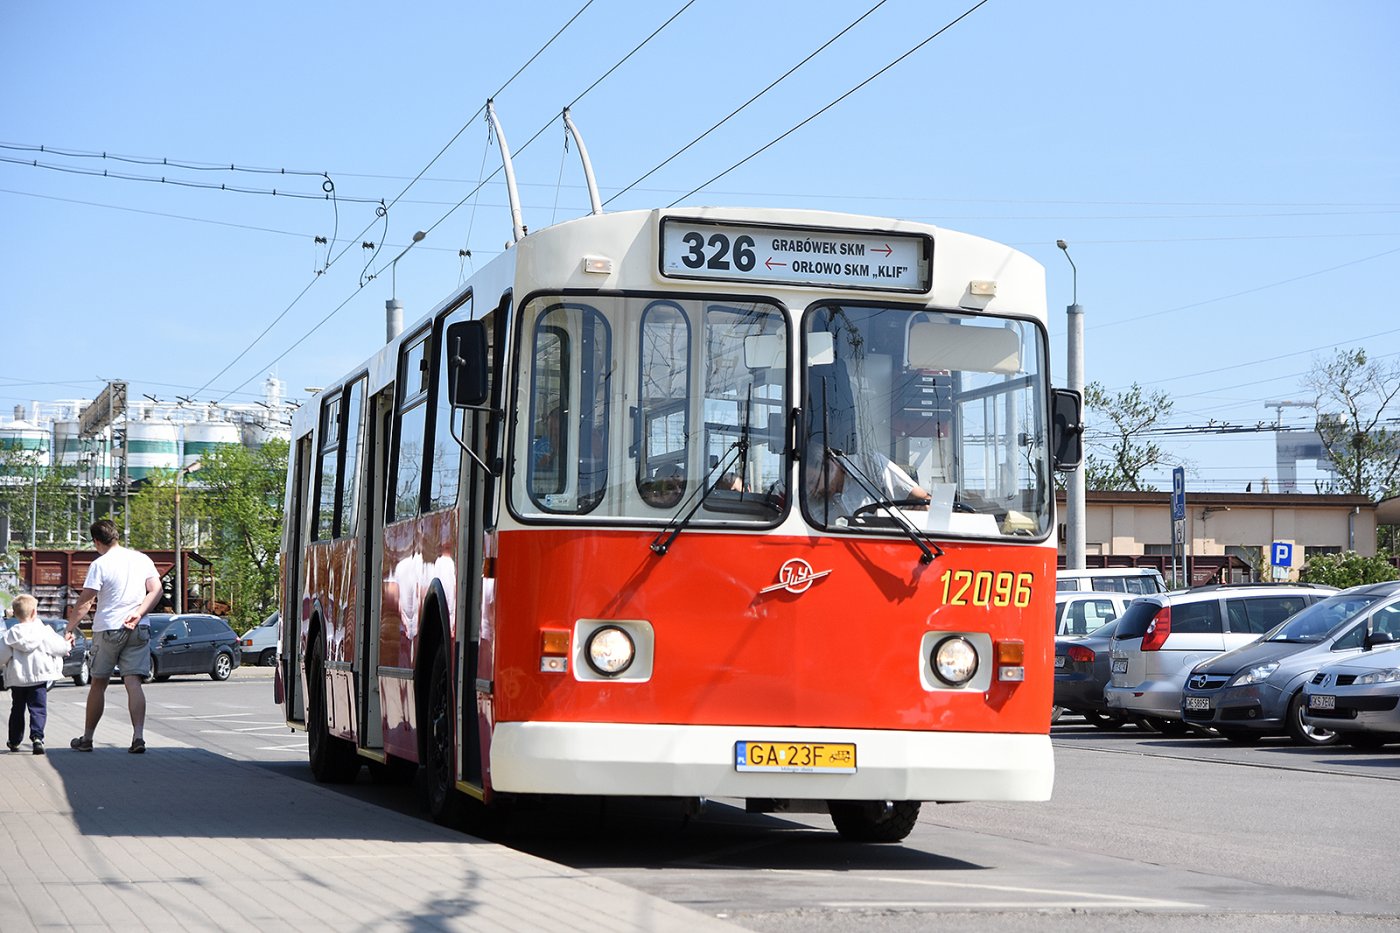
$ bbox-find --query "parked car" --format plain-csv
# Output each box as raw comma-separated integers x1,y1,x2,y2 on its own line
1057,567,1167,595
145,614,241,681
1180,582,1400,746
1105,584,1335,734
1,615,90,687
1056,591,1135,637
1054,616,1128,728
239,611,280,667
1302,621,1400,750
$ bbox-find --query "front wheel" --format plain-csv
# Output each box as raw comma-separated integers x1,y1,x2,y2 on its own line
422,646,466,826
828,800,921,843
1286,693,1338,747
258,648,277,667
210,651,234,681
73,658,91,687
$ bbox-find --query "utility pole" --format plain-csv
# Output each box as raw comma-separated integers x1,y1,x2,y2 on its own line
1057,240,1086,570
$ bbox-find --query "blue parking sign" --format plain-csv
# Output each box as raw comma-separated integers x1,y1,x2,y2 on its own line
1271,541,1293,567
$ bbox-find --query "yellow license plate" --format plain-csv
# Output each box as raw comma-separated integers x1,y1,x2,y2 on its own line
735,741,856,773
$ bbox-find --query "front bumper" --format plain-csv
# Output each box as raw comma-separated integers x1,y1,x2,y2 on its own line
489,722,1053,803
1180,683,1289,730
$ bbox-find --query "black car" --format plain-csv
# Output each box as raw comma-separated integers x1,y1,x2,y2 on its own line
145,614,241,681
1054,617,1127,728
1,615,90,687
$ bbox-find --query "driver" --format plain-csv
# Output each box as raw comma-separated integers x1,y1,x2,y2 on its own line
807,451,930,516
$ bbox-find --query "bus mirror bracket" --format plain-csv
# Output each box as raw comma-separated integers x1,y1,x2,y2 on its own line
1051,388,1084,472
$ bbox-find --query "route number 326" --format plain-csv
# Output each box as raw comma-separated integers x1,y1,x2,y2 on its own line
680,232,756,272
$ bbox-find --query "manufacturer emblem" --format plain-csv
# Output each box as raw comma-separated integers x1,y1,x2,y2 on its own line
759,558,832,595
1189,674,1208,689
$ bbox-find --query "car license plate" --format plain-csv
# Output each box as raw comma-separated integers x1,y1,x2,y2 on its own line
1054,656,1066,668
1111,658,1128,674
735,741,856,773
1185,696,1210,711
1309,694,1336,710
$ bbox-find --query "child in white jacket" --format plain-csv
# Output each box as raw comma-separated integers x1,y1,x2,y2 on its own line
1,594,71,755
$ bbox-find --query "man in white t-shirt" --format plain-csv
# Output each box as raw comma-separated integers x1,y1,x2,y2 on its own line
807,450,930,518
64,519,163,753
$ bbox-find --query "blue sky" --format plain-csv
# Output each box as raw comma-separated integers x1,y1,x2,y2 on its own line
3,1,1397,492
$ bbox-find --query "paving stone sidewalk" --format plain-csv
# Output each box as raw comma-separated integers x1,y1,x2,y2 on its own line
0,693,741,932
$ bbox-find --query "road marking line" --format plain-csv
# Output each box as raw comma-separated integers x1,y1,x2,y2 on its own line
776,869,1202,910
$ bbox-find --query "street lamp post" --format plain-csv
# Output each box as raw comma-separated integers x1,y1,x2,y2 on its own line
386,230,427,343
1057,240,1086,571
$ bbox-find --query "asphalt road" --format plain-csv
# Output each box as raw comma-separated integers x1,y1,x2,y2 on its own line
51,671,1400,932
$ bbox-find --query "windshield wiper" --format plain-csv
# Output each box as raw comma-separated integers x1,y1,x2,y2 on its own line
650,389,753,557
830,450,941,565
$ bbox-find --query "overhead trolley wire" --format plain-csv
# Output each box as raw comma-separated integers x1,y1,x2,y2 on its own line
668,0,992,206
607,0,890,207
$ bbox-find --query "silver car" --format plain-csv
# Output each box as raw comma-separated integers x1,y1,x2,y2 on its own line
1180,582,1400,746
1105,584,1334,734
1302,619,1400,750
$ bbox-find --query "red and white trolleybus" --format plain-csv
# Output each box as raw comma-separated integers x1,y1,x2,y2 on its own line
279,139,1082,842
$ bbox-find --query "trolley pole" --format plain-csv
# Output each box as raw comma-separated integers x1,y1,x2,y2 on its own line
1058,241,1086,571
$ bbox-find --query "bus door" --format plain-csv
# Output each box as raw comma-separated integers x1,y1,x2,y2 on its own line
357,385,394,751
283,433,313,723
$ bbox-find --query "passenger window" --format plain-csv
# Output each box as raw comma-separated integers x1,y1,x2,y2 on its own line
427,301,472,512
313,393,342,540
1172,601,1222,634
339,378,366,535
638,301,691,507
391,332,432,520
1372,606,1400,640
1230,596,1307,634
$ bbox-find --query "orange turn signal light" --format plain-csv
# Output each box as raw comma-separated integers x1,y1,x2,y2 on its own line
541,630,570,657
996,640,1024,665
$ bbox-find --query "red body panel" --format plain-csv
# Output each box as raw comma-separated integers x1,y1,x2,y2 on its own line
490,528,1054,735
302,538,358,741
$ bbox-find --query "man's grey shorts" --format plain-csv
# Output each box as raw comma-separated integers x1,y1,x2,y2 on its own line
90,627,152,679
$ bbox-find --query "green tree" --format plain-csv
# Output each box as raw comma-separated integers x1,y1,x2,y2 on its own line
1299,550,1399,588
125,469,179,550
1082,381,1179,492
190,438,288,631
1304,348,1400,498
0,447,86,548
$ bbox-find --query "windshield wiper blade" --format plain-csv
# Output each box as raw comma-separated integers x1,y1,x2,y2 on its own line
831,452,941,565
650,393,753,557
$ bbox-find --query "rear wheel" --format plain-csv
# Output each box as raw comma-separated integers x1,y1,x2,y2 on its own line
828,800,921,843
307,633,360,783
73,658,90,687
1286,693,1338,747
1083,711,1126,730
210,651,233,681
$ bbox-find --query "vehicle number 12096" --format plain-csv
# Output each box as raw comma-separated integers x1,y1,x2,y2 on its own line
939,570,1033,607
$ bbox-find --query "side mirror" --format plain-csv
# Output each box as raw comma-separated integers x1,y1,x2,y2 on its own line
1051,388,1084,471
1364,630,1397,651
445,320,490,408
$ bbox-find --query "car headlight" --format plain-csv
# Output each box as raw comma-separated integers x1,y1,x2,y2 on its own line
1355,668,1400,686
932,636,979,686
584,625,635,676
1228,662,1280,686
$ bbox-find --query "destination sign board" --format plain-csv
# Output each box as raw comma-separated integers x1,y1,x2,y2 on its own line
659,218,931,292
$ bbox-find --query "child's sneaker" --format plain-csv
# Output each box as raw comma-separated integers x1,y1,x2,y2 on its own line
32,740,45,756
5,742,17,753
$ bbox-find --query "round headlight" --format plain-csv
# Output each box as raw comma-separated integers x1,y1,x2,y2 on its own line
932,636,979,686
585,625,635,676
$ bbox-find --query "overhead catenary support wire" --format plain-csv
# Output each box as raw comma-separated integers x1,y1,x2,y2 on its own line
607,0,891,207
668,0,992,207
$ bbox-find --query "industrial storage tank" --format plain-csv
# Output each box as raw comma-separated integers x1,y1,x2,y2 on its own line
53,420,111,485
0,418,51,482
240,419,291,447
124,420,179,482
182,420,242,470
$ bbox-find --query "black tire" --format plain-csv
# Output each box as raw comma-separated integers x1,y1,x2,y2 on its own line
210,651,234,682
258,648,277,667
829,800,922,843
307,633,360,783
1217,728,1263,746
1286,692,1338,747
422,646,466,826
73,658,91,687
1083,711,1126,730
1051,704,1065,725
